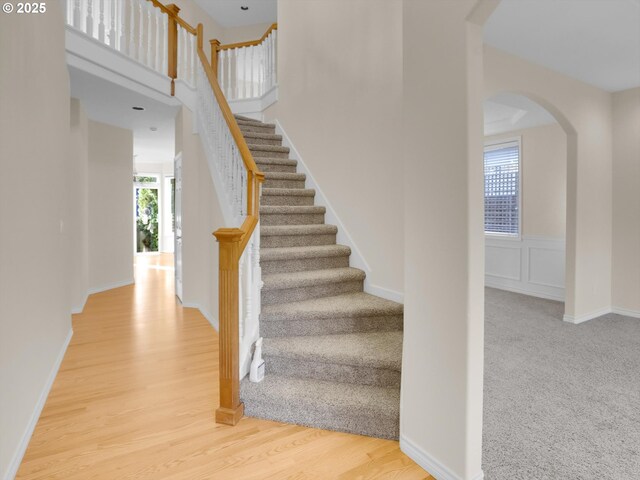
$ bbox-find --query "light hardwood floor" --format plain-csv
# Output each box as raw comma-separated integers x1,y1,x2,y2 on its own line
17,254,431,479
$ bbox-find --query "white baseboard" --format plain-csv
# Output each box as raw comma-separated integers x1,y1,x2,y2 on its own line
87,278,134,295
181,302,219,331
4,328,73,480
484,278,564,302
612,306,640,319
71,292,89,314
563,307,612,324
274,119,403,305
400,435,484,480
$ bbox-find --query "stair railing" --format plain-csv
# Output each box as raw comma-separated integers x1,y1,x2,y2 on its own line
66,0,264,426
211,24,278,101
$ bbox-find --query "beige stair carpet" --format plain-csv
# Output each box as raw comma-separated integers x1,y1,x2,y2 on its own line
234,115,403,440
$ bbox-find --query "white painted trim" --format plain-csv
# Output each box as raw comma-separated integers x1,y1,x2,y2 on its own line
485,235,565,301
228,85,278,120
181,302,219,331
71,292,89,314
612,306,640,319
65,27,178,107
275,120,406,304
87,278,134,295
400,434,484,480
174,79,197,115
563,307,611,324
4,328,73,480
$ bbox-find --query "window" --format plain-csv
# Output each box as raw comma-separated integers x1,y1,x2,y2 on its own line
484,139,520,236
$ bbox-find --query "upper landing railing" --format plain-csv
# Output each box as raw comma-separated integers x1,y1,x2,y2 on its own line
65,0,272,426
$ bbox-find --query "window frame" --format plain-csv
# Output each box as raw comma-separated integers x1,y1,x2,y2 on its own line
483,136,522,240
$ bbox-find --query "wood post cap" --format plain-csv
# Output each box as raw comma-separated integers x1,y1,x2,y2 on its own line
213,228,244,243
210,38,221,46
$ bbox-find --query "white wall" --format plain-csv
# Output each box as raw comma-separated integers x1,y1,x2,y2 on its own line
266,0,404,299
69,99,90,313
175,106,224,328
612,87,640,317
0,3,73,478
484,124,566,300
88,121,134,292
223,23,273,45
485,46,613,322
402,1,487,479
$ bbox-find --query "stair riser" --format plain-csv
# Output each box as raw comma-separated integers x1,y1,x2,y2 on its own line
265,357,401,388
263,178,306,189
261,213,325,226
242,402,399,440
244,136,282,146
262,280,363,305
261,194,315,206
261,255,349,275
250,149,290,159
239,125,275,134
260,315,404,338
261,234,337,248
256,163,298,173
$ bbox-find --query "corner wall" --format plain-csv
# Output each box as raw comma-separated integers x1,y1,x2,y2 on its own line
88,121,134,292
0,3,73,478
266,0,404,298
484,46,613,321
612,87,640,316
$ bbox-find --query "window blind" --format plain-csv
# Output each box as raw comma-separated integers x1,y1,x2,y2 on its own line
484,141,520,235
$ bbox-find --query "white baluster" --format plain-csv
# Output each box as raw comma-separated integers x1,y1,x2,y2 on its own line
155,8,161,73
86,0,94,36
73,0,81,29
238,253,245,339
137,0,144,63
190,33,196,87
249,45,254,98
109,0,116,47
162,14,168,75
146,2,152,67
128,0,135,58
272,30,277,86
118,0,126,53
219,49,225,91
98,0,105,42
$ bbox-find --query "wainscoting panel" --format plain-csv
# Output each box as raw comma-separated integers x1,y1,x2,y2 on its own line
485,235,565,301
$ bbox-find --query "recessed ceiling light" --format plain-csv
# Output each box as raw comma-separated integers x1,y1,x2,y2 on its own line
240,6,248,10
150,127,158,131
132,106,145,111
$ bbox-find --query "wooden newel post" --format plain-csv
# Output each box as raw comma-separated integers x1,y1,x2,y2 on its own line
213,228,245,426
210,39,221,75
166,4,180,96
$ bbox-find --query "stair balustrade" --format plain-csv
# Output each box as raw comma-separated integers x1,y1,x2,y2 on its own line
213,24,278,101
65,0,265,426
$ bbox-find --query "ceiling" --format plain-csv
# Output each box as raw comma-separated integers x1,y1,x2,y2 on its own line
69,67,178,165
484,0,640,92
194,0,277,28
484,93,557,136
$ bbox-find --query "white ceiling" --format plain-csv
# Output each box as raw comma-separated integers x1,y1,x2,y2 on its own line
485,0,640,92
194,0,277,28
484,93,557,136
69,67,178,165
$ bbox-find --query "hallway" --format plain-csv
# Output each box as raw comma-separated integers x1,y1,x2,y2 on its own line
16,255,428,479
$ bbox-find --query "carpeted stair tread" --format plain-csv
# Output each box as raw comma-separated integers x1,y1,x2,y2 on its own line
242,131,282,141
261,224,338,237
247,144,290,154
233,114,258,122
241,375,400,439
255,157,298,167
261,291,403,322
260,205,325,215
261,244,350,261
264,331,402,371
263,172,306,181
262,267,365,291
236,119,276,128
262,188,315,197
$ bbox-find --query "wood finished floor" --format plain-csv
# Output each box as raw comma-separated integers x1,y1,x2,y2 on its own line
17,254,431,480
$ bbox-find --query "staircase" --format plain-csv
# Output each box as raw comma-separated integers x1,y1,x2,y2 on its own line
235,115,404,440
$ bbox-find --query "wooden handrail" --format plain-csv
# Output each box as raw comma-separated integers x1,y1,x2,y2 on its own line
195,24,264,426
218,23,277,51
